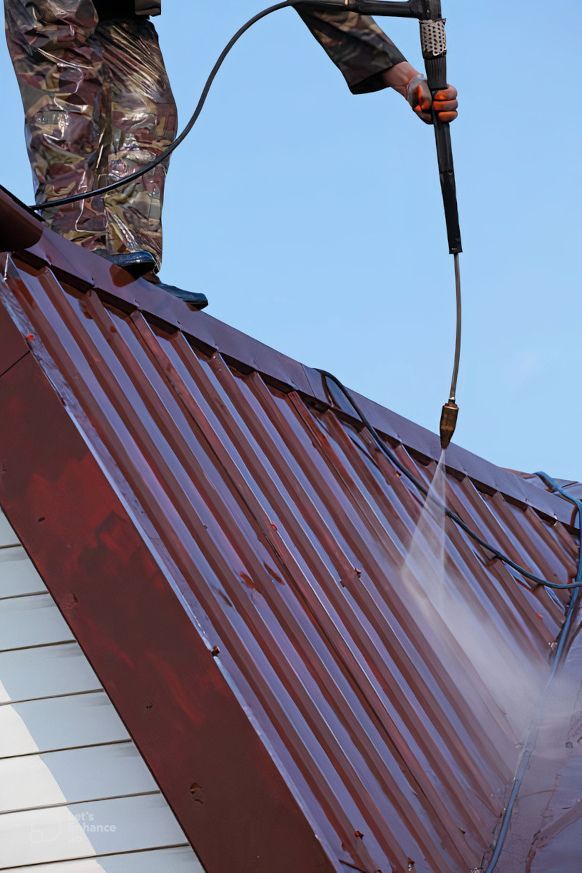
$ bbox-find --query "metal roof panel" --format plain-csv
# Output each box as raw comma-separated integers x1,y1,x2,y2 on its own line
0,188,580,872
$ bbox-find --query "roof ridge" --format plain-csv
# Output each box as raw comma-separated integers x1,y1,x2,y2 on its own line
0,186,576,529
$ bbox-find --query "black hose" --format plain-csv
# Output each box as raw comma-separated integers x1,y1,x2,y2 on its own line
482,473,582,871
29,0,352,213
319,370,582,865
30,0,297,212
28,0,448,212
26,2,582,854
31,1,580,597
317,370,582,592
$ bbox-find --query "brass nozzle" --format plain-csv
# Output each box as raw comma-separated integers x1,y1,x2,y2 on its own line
440,401,459,451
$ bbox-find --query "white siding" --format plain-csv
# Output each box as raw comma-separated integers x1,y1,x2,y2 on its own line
0,511,205,873
0,744,158,814
0,548,46,599
0,596,74,651
0,514,20,549
2,847,200,873
0,796,192,868
0,693,129,757
0,644,101,704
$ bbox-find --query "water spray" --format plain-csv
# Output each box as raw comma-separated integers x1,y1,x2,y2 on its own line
24,0,579,596
13,10,582,866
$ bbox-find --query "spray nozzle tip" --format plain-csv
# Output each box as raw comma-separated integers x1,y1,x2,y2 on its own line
440,401,459,451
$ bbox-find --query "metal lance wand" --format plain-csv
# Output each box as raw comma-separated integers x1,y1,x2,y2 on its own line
315,0,463,450
416,4,463,450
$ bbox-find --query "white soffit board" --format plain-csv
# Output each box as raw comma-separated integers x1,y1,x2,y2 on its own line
0,510,205,873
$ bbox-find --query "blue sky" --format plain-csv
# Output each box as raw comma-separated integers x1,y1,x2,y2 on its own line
2,1,580,479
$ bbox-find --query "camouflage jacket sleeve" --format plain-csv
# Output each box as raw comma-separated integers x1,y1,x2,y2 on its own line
296,9,407,94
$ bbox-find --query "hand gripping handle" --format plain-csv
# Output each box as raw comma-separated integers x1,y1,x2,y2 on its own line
421,18,462,255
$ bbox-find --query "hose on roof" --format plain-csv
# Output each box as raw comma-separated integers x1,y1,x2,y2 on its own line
23,0,581,853
318,373,582,867
482,473,582,871
29,3,581,596
318,370,582,592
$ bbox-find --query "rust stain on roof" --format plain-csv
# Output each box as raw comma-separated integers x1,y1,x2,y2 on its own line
0,187,581,872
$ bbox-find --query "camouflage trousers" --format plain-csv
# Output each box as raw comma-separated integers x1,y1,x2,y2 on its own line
4,0,177,269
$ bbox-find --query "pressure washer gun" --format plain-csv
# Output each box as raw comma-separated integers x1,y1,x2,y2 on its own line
26,0,462,454
308,0,463,449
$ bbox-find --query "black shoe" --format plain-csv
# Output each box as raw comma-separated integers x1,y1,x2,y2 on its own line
146,275,208,310
106,251,158,278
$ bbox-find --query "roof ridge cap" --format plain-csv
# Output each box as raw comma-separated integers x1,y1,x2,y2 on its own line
1,186,575,529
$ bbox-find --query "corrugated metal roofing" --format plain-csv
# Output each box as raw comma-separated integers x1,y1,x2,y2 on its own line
0,188,581,872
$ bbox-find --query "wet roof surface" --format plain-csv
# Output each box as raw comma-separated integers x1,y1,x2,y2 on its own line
1,188,581,872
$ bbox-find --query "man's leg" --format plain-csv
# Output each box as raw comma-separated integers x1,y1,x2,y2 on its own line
98,17,177,271
4,0,108,251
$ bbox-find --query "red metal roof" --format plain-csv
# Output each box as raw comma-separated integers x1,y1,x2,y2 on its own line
0,187,581,872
